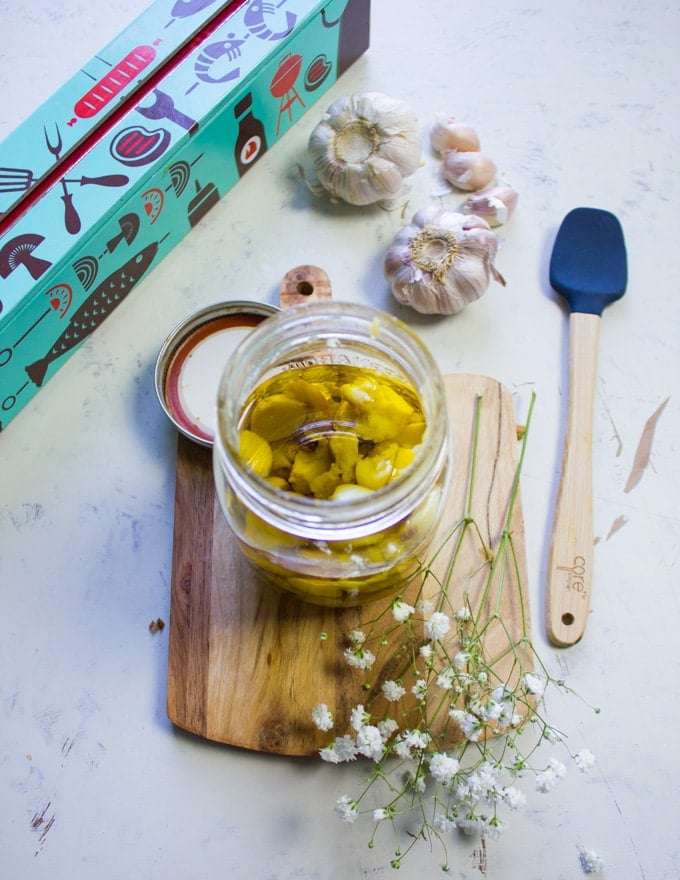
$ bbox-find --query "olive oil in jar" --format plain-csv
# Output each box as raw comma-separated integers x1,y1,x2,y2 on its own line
238,363,426,499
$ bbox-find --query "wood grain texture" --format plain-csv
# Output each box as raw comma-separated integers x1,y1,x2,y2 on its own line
546,312,599,646
166,374,531,755
278,264,332,308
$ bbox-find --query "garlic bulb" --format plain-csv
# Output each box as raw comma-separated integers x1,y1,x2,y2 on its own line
384,206,506,316
306,92,422,205
429,114,480,154
442,150,496,192
463,184,519,226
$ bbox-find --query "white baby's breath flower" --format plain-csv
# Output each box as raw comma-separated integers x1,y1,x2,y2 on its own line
312,703,334,732
535,757,567,793
425,611,451,641
394,728,431,759
407,729,431,749
391,599,415,622
492,685,511,703
416,598,434,616
485,816,509,840
433,812,456,833
412,770,427,793
436,666,455,690
403,766,427,793
312,392,592,869
574,748,596,772
509,757,527,776
453,651,470,670
449,708,483,741
393,734,413,761
580,849,605,874
498,703,521,729
480,700,504,722
382,679,406,702
469,698,484,717
466,762,500,801
524,672,546,697
429,752,460,786
344,646,376,670
456,816,482,836
356,724,385,762
484,816,508,841
378,718,399,739
549,757,567,779
350,704,369,732
502,785,526,810
335,794,359,823
320,735,358,764
543,725,564,743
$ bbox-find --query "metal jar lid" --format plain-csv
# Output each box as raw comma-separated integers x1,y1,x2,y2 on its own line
154,300,278,446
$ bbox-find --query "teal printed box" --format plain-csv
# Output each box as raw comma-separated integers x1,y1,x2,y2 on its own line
0,0,370,431
0,1,230,222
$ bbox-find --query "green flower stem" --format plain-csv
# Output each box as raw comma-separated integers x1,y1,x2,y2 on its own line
471,391,536,631
465,393,485,519
319,390,597,871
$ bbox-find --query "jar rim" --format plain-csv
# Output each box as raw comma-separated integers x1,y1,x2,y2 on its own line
214,302,450,541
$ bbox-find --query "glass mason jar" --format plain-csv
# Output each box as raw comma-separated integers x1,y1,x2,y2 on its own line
213,301,451,607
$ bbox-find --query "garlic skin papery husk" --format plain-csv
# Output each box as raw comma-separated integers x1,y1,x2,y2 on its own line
463,184,519,227
442,150,497,192
384,206,506,316
306,92,422,205
429,114,481,154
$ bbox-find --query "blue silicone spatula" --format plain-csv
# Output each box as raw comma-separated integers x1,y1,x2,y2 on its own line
547,207,627,646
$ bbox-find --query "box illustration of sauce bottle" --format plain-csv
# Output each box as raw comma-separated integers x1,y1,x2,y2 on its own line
233,92,268,177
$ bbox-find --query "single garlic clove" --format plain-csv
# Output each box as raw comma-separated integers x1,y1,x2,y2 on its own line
429,113,481,154
307,92,421,205
383,207,505,316
463,184,519,226
442,151,497,192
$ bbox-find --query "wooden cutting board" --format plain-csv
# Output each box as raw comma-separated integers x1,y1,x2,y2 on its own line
166,374,530,755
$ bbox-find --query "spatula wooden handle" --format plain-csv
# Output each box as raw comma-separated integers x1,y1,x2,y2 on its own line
546,312,600,646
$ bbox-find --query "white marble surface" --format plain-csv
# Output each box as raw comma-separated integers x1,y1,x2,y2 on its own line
1,1,679,878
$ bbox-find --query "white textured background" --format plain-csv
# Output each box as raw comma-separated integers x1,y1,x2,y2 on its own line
1,1,678,878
